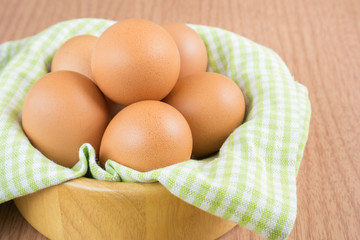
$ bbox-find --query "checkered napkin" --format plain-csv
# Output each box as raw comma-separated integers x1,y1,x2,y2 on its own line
0,18,311,239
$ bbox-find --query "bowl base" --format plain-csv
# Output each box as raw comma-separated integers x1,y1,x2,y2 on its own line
14,178,236,240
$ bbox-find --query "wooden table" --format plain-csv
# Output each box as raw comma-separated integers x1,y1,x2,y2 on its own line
0,0,359,239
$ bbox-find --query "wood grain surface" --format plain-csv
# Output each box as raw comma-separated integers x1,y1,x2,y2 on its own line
14,178,235,240
0,0,359,239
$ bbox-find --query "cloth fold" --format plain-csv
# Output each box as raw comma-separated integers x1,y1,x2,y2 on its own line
0,18,310,240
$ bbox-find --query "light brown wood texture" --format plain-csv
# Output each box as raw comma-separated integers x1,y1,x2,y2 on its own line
14,178,235,240
0,0,359,239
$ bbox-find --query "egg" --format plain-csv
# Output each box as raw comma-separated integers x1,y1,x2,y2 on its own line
91,19,180,105
22,71,109,168
51,34,124,119
51,35,97,82
99,100,192,172
163,72,245,159
161,23,208,79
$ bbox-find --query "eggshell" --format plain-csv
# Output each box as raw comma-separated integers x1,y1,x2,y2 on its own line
22,71,109,168
51,35,124,119
91,19,180,105
163,72,245,159
99,100,192,172
161,23,208,79
51,35,97,82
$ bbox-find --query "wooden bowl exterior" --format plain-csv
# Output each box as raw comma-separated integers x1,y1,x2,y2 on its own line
14,178,236,240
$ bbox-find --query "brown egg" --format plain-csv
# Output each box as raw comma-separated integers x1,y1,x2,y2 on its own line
99,100,192,172
22,71,109,168
91,19,180,105
161,23,208,79
163,72,245,159
51,34,124,119
51,35,97,82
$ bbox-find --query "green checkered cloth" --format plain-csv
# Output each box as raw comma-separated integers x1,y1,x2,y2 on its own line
0,19,311,239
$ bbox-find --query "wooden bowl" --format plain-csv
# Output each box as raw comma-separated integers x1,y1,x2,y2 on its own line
14,178,236,240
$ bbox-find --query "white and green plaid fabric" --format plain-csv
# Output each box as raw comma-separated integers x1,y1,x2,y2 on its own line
0,19,311,239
